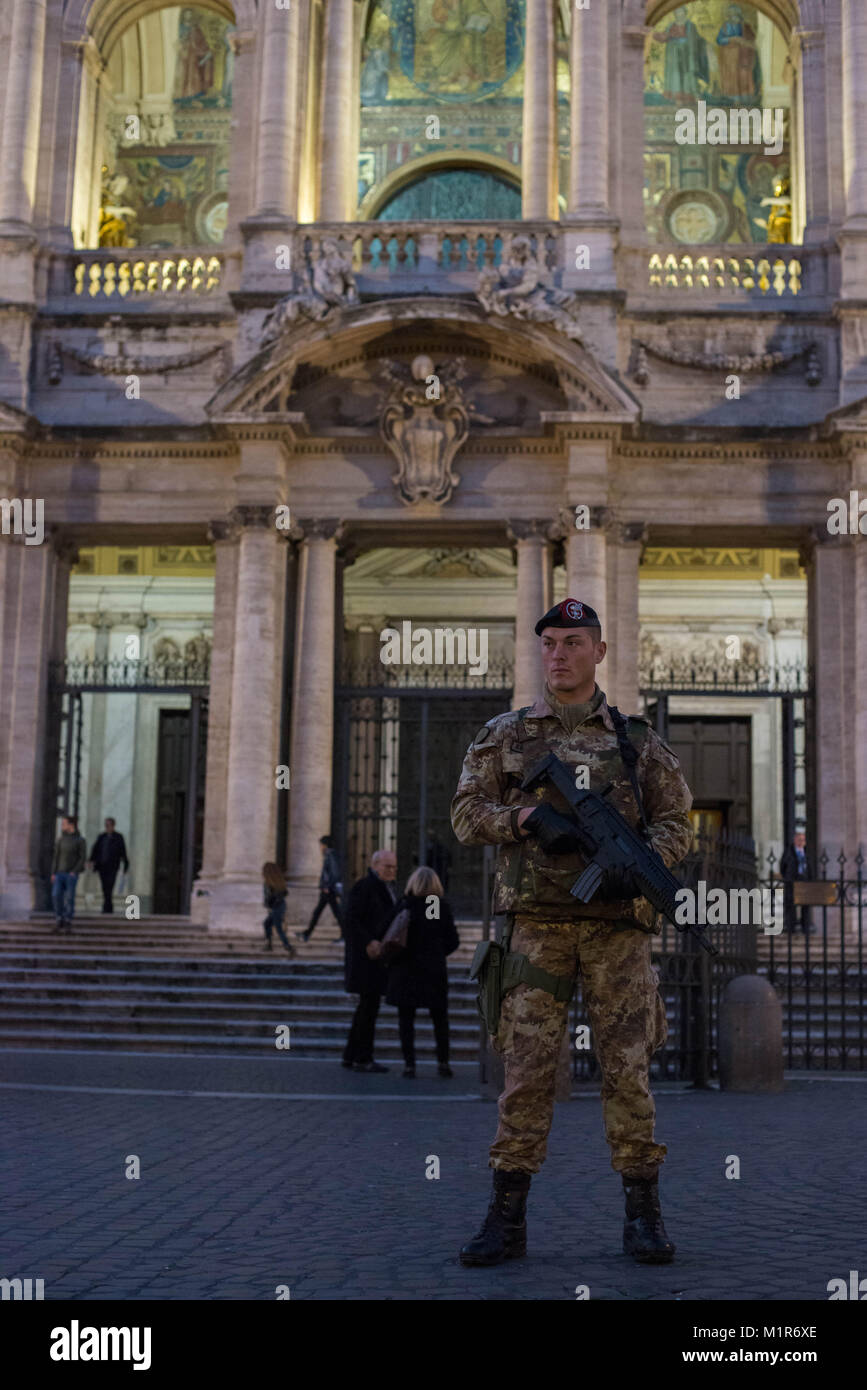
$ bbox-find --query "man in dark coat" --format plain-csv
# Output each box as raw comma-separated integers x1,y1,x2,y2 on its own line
88,818,130,914
342,849,398,1072
779,829,814,934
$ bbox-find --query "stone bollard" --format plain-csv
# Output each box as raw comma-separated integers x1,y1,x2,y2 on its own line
718,974,784,1092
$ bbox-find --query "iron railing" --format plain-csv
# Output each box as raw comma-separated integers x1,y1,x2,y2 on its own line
49,657,211,692
567,837,866,1082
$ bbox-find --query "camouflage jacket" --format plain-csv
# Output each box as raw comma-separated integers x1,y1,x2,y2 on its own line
450,689,693,929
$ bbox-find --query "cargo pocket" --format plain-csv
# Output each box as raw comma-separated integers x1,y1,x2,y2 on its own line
651,982,668,1054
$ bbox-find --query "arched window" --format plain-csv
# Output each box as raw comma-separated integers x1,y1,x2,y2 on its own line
376,166,521,219
92,4,235,249
644,3,795,245
358,0,526,219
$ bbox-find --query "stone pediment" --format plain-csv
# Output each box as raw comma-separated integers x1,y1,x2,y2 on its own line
348,545,516,586
821,392,867,437
206,297,640,429
0,400,35,436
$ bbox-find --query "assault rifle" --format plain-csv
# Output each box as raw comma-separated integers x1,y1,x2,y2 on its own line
521,753,718,957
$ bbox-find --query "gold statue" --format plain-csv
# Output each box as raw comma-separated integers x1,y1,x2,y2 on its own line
98,165,138,247
761,175,792,245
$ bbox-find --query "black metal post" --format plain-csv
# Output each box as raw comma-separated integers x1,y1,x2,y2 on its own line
417,698,429,867
781,693,795,847
655,693,669,741
72,693,83,820
180,694,201,914
276,540,298,868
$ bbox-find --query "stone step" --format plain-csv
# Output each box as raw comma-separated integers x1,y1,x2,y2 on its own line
0,992,482,1022
0,1025,482,1058
0,977,479,1003
0,1004,482,1037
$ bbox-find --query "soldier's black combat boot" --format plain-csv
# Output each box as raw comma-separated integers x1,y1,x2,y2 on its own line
459,1168,531,1266
622,1173,675,1264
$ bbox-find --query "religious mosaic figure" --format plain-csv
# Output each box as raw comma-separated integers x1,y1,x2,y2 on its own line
651,5,709,102
715,4,761,101
174,8,215,101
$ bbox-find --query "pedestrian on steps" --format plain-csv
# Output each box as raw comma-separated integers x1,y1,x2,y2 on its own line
262,862,295,956
381,865,460,1079
301,835,344,941
51,814,87,934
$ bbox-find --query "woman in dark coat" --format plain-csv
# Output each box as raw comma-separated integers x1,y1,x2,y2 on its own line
382,866,460,1079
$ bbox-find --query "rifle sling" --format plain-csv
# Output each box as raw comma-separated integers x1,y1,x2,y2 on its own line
608,705,650,838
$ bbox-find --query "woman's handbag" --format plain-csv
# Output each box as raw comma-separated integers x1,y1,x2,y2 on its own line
380,906,411,962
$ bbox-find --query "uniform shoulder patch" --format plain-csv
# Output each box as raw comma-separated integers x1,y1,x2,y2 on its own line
647,731,680,769
472,708,519,747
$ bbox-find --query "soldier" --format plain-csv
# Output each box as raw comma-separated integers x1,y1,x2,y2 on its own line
450,598,693,1267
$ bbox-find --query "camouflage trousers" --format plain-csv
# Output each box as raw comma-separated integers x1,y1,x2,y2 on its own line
489,916,668,1180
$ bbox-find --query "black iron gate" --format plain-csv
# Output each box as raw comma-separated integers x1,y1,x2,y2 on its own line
333,663,512,918
642,658,813,854
47,657,210,915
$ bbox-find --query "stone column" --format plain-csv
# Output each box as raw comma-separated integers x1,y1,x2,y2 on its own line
0,533,75,919
522,0,557,221
618,24,649,244
568,0,608,214
191,523,239,924
564,0,617,284
208,508,285,932
0,0,47,231
792,28,829,244
605,523,645,715
840,0,867,298
842,0,867,228
564,508,609,631
287,519,343,921
319,0,356,220
253,0,303,218
508,521,553,709
805,522,867,858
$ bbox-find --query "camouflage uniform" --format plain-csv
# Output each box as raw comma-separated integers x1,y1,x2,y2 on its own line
450,686,693,1180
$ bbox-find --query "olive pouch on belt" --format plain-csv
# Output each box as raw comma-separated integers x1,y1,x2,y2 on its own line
469,916,576,1036
469,936,507,1035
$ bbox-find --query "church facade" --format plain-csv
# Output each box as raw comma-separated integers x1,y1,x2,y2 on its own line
0,0,864,929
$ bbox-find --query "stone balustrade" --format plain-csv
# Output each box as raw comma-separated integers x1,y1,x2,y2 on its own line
300,220,561,276
619,243,837,309
66,249,226,300
43,231,839,314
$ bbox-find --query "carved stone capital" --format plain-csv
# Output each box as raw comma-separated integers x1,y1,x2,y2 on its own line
48,531,80,567
616,521,650,548
559,505,614,535
798,523,836,567
294,517,346,543
230,503,277,531
207,517,239,545
506,518,557,544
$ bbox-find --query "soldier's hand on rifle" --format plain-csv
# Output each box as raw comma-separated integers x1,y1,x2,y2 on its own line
521,803,583,855
599,865,644,901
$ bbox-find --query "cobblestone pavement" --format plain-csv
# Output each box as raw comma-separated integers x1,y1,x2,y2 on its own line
1,1050,865,1301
